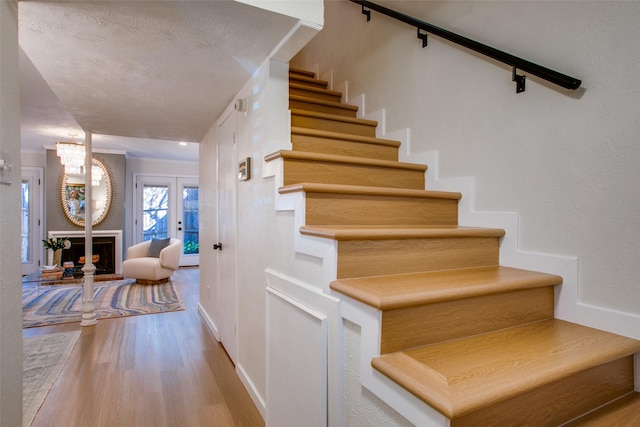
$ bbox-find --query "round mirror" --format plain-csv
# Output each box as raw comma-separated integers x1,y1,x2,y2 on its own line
60,157,113,227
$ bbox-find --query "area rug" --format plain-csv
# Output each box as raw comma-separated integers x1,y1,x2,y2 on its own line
23,279,184,328
23,331,81,426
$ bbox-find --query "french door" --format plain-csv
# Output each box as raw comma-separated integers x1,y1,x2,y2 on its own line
21,167,44,275
134,175,199,266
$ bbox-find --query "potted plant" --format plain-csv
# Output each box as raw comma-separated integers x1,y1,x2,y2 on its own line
42,237,71,268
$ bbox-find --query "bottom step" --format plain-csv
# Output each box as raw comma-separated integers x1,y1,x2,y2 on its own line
564,392,640,426
372,319,640,425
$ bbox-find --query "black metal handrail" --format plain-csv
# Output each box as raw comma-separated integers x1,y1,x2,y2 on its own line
351,0,581,93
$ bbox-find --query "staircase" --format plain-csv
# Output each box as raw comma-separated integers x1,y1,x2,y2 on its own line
266,68,640,426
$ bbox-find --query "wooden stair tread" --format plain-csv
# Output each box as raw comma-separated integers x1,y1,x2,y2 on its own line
300,225,505,241
372,319,640,419
290,94,358,113
564,392,640,426
291,108,378,127
289,75,329,88
279,182,461,200
291,126,401,148
264,150,427,171
289,82,342,98
330,266,562,310
289,67,315,78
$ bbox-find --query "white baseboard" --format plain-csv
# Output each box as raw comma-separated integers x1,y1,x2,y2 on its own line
197,303,220,341
237,363,267,420
198,303,267,420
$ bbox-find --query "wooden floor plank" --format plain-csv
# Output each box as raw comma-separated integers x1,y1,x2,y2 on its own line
24,267,264,427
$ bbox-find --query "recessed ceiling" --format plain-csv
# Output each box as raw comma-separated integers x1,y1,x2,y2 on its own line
19,0,299,161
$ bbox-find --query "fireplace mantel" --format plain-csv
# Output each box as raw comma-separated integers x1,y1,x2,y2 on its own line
48,230,123,274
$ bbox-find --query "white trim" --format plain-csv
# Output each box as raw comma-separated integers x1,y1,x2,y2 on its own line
265,269,343,427
237,362,267,420
266,286,329,426
197,303,219,341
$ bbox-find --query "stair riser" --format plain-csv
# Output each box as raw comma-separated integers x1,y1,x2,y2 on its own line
565,392,640,425
381,287,554,354
292,114,376,137
452,356,636,427
337,237,500,278
290,98,357,117
282,159,425,189
290,86,342,103
305,193,458,226
291,133,398,161
289,77,328,89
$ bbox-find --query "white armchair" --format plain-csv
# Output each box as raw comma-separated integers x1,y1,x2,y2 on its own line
122,238,182,284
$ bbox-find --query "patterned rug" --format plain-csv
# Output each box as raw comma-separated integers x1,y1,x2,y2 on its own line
23,331,80,426
23,279,184,328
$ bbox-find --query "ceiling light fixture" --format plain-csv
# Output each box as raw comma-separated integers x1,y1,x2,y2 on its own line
56,133,85,174
56,133,102,186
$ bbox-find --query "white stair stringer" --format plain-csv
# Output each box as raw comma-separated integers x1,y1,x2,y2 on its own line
414,149,640,341
352,98,640,340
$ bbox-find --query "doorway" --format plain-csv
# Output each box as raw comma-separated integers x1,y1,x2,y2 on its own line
217,111,238,363
133,174,199,266
21,167,43,275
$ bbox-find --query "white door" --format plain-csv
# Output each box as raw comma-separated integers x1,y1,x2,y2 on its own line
21,167,43,275
134,175,199,266
217,111,238,363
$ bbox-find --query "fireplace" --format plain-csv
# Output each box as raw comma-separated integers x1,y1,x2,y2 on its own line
48,230,123,274
62,236,115,275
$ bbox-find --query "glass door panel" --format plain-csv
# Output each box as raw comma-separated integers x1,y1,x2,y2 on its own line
179,180,199,266
21,167,43,275
142,184,170,241
21,180,31,263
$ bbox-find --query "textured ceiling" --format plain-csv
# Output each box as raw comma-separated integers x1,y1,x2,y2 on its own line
19,1,298,161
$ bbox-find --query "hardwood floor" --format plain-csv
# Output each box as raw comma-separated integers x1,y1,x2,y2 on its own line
23,268,264,427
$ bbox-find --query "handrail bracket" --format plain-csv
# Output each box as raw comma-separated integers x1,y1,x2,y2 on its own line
417,28,428,48
361,5,371,22
512,67,526,93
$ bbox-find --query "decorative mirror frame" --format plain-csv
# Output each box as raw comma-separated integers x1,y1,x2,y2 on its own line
59,157,113,227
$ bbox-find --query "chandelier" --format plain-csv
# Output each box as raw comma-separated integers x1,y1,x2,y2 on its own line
56,133,85,174
56,133,103,186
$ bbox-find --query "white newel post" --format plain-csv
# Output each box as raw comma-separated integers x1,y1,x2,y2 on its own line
81,130,98,326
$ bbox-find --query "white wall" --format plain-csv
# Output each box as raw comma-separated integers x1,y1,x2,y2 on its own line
292,0,640,318
236,0,323,26
0,1,24,425
20,150,45,168
198,56,327,419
